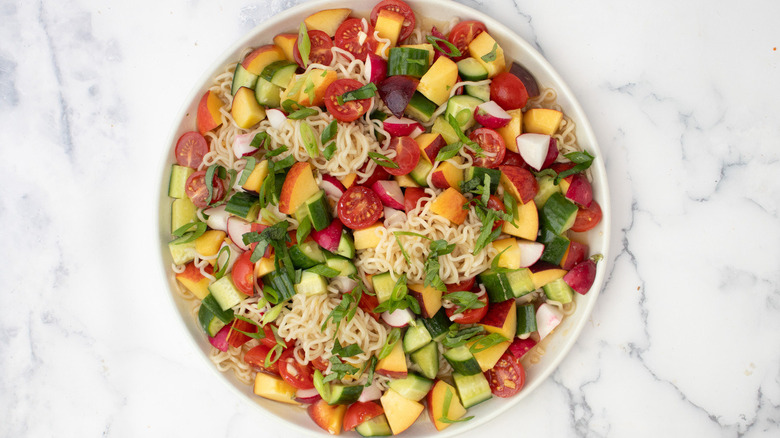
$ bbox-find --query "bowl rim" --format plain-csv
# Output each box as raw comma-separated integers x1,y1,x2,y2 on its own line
155,0,611,436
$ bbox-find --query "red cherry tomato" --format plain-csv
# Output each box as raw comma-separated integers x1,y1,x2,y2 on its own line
358,159,391,187
231,251,255,296
343,401,384,431
445,290,488,324
445,277,476,293
278,349,315,390
324,78,372,122
244,344,280,375
184,170,225,208
385,136,420,176
258,324,295,349
447,20,487,60
337,186,384,230
358,292,381,321
487,195,506,230
370,0,416,42
571,200,603,232
311,356,330,372
403,187,428,214
294,30,334,68
490,72,529,111
175,131,208,169
334,18,378,60
485,351,526,397
227,318,257,349
468,128,506,169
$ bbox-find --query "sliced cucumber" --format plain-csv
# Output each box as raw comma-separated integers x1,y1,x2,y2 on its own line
409,157,433,187
479,268,535,302
171,197,198,232
443,345,482,376
452,372,492,408
254,77,281,107
355,414,392,437
260,60,298,89
539,228,570,265
327,383,363,405
168,238,198,265
200,294,235,324
289,240,327,269
198,304,227,337
445,95,483,131
543,277,574,304
464,167,500,194
404,92,437,123
464,83,491,102
334,230,356,259
225,191,260,221
456,57,488,81
325,254,357,277
403,323,432,354
516,303,537,336
534,174,562,208
420,308,450,342
231,63,259,95
372,272,397,303
294,270,328,296
540,192,579,235
208,276,247,311
168,164,194,199
388,47,430,77
304,191,331,231
387,373,433,402
410,341,439,380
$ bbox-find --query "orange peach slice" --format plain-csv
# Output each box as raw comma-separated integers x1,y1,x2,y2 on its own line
241,44,286,76
196,89,223,134
304,8,351,38
430,188,469,225
278,162,320,215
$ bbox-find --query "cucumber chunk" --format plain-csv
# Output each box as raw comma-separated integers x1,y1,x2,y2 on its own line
387,373,433,402
324,254,357,277
464,83,490,102
456,57,488,81
452,372,492,408
225,191,260,221
372,272,398,303
200,294,235,324
171,198,198,232
231,63,259,95
168,164,194,199
403,324,432,354
443,345,482,376
304,191,331,231
388,47,430,77
168,238,198,265
516,303,537,336
355,414,392,437
420,308,450,341
404,92,437,123
198,304,227,337
534,174,562,208
294,270,328,296
208,276,247,311
254,78,281,107
542,277,574,304
445,95,483,130
538,228,570,265
334,230,356,259
410,341,439,380
289,240,327,269
540,192,578,234
260,61,298,89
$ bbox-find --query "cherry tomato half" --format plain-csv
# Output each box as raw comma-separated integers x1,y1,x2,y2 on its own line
385,136,420,176
278,349,315,390
445,290,488,324
447,20,486,60
325,78,372,123
184,170,225,208
244,344,280,375
175,131,208,169
487,194,506,231
258,324,295,349
468,128,506,169
337,185,384,230
335,18,378,60
370,0,416,42
358,292,381,321
343,401,384,431
311,356,331,372
445,277,476,293
294,30,334,68
227,318,257,349
490,72,529,111
571,200,603,232
231,251,255,296
358,159,391,187
485,351,526,398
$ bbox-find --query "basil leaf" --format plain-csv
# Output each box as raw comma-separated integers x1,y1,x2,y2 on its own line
307,264,341,278
426,35,461,57
554,151,595,184
288,107,318,120
296,216,312,245
444,291,486,315
377,328,401,360
446,114,483,157
321,120,338,143
237,157,257,186
435,141,464,162
332,339,365,358
274,154,296,171
442,326,484,348
481,42,499,63
171,222,207,243
297,23,311,68
250,132,270,148
362,356,377,387
368,151,400,169
469,333,509,354
392,231,432,240
438,387,475,423
322,141,337,160
281,99,299,113
337,82,377,105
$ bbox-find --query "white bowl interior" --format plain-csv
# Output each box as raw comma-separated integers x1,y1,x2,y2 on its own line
156,0,610,436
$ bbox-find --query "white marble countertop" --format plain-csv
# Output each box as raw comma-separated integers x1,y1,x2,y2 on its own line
2,0,779,436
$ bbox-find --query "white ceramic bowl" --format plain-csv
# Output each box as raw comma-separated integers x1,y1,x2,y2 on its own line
157,0,611,436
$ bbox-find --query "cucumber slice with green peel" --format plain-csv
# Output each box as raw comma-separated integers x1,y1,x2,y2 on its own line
452,372,492,408
507,268,536,298
168,238,198,265
168,164,194,199
231,63,259,95
326,383,364,405
304,191,331,231
443,345,482,376
200,294,235,324
355,414,392,437
456,57,489,81
516,303,537,336
420,308,450,342
535,174,562,208
464,167,500,194
431,116,459,145
372,272,398,303
198,304,227,337
254,77,281,107
294,270,328,296
464,83,490,102
404,92,437,123
260,60,298,88
409,157,433,186
289,240,327,269
171,198,198,232
388,47,430,77
387,373,433,402
410,341,439,380
208,276,247,311
479,268,536,302
543,277,574,304
540,192,579,235
334,230,356,259
324,255,357,277
403,323,432,353
538,227,570,265
225,191,260,221
445,95,484,131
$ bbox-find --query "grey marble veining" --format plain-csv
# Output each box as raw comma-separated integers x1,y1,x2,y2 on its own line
0,0,778,436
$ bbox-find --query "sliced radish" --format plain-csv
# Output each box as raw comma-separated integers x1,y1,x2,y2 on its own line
311,219,343,252
516,133,552,171
382,116,424,137
517,239,545,268
371,180,404,210
266,108,287,130
232,132,259,158
365,52,388,84
320,174,346,202
295,387,322,404
536,303,563,340
227,217,253,251
331,276,358,292
474,101,512,129
208,324,231,352
381,308,414,327
383,206,406,228
204,205,229,232
409,125,424,138
358,382,383,402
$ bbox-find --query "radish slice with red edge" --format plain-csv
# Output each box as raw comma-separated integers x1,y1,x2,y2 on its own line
295,388,322,404
232,132,258,158
227,216,253,251
204,205,229,232
208,324,231,352
319,174,346,201
311,218,343,252
383,206,406,228
365,52,388,84
516,133,552,171
517,239,544,268
381,308,414,327
536,303,563,340
371,180,404,210
266,108,287,130
358,382,383,402
474,101,512,129
382,116,424,137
